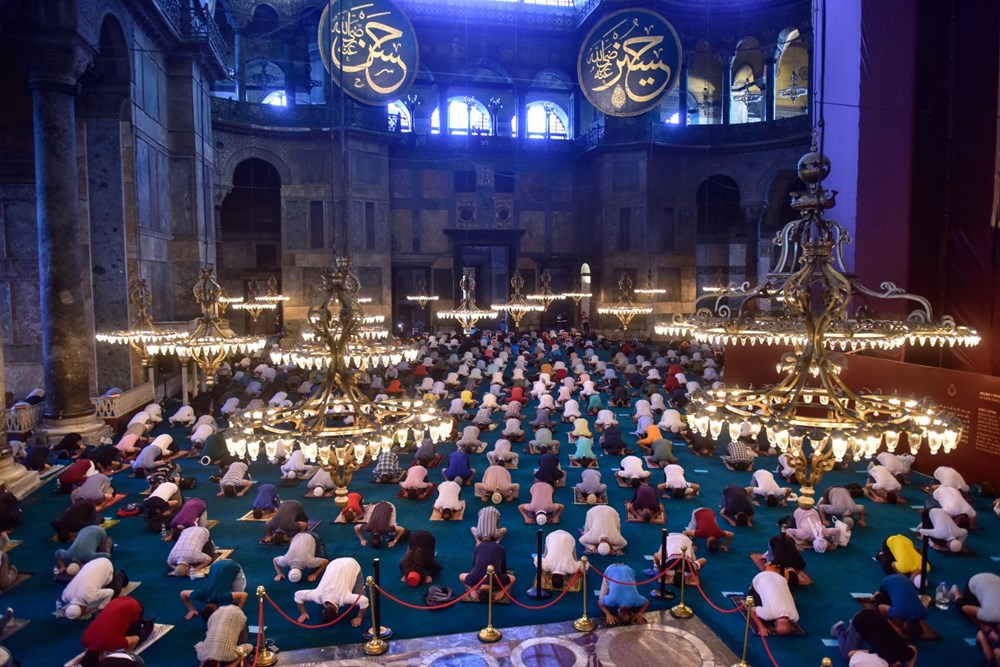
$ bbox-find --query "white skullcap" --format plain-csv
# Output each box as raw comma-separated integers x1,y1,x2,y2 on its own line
64,604,82,620
535,512,547,525
597,541,611,556
288,568,303,583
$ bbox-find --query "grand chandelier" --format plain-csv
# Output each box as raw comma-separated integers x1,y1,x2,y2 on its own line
405,278,439,308
437,274,493,334
231,257,451,504
95,278,188,375
491,271,543,329
778,71,808,103
598,273,652,331
152,266,269,387
561,276,592,304
733,77,762,106
229,276,288,326
526,270,564,310
657,146,977,507
634,267,667,302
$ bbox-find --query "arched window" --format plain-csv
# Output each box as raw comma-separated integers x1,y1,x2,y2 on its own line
387,100,412,132
430,97,492,136
512,101,570,139
261,90,287,107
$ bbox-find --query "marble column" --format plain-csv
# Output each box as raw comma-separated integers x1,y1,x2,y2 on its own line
720,51,734,125
438,84,450,135
234,28,247,102
0,322,40,498
763,56,777,122
677,54,691,126
23,36,112,444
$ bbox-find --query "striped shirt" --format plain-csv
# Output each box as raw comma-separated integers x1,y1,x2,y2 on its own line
221,462,249,486
195,605,247,663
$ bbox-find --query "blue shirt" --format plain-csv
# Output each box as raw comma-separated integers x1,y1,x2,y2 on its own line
445,451,472,480
601,564,646,609
881,574,928,621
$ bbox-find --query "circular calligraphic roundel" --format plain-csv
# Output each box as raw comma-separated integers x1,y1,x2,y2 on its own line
577,9,682,117
317,0,419,106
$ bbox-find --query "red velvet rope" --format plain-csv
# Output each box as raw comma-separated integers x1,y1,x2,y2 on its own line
754,615,782,667
588,559,679,587
374,575,488,610
496,569,583,610
265,593,362,628
692,582,742,614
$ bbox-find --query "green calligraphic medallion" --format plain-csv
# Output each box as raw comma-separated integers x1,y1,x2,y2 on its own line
318,0,419,105
578,9,682,117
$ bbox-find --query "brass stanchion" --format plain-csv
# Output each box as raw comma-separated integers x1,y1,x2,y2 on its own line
670,545,694,619
821,659,832,666
731,595,755,667
478,565,502,642
253,586,278,667
650,527,674,600
363,576,388,655
572,556,596,632
364,558,392,640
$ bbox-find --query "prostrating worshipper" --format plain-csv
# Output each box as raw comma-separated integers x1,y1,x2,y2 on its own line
169,497,209,540
568,418,592,442
399,465,435,499
916,506,968,552
647,436,678,466
85,445,124,475
448,397,469,421
130,439,167,479
529,427,559,454
263,500,309,545
595,409,618,431
722,436,757,472
169,405,196,427
746,469,792,507
180,559,248,620
748,569,800,637
932,485,979,529
399,530,441,586
250,483,280,519
600,424,627,456
456,425,487,454
52,500,103,543
190,422,216,451
538,529,581,589
61,557,119,619
370,449,402,483
876,534,930,581
504,386,529,405
79,596,149,667
576,469,607,500
775,453,797,483
626,483,664,523
570,435,598,468
518,480,565,525
58,458,96,494
930,465,969,493
472,407,493,430
871,573,927,639
413,437,437,467
951,572,1000,627
658,463,700,499
831,608,919,667
443,449,477,486
339,492,365,523
460,539,515,601
597,563,648,626
55,525,113,574
785,504,839,552
866,463,903,503
501,417,526,443
23,440,53,472
615,455,651,485
818,486,867,527
272,532,328,584
486,438,519,468
72,472,115,506
562,399,582,422
168,525,216,577
529,407,556,431
683,507,733,553
580,505,627,555
653,532,707,577
636,425,666,452
306,467,337,496
195,604,252,666
218,461,253,497
762,529,806,583
504,399,524,422
53,432,87,460
475,465,519,503
875,451,916,484
354,500,406,548
534,448,565,486
142,479,182,532
719,485,756,527
280,447,316,480
471,505,507,544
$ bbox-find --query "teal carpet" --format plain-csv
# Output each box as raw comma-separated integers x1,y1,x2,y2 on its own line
3,365,998,666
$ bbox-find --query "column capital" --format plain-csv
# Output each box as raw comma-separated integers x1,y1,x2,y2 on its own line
16,29,93,94
741,200,767,222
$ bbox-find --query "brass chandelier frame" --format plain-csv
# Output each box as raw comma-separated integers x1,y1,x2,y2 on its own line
491,270,543,329
598,273,653,331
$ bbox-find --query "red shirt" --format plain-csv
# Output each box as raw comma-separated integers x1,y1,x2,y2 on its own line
343,493,363,516
81,596,143,653
60,459,93,486
692,508,726,539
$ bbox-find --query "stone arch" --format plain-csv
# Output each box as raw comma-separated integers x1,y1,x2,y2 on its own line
456,58,513,86
218,145,292,187
696,174,744,240
763,169,804,233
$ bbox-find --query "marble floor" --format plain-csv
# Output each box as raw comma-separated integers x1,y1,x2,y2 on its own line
276,610,739,666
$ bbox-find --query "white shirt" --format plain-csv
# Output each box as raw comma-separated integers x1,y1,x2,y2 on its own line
150,482,179,502
666,532,694,557
751,470,783,496
276,533,324,570
540,530,581,575
580,505,626,548
503,418,523,436
918,508,967,543
62,557,114,606
751,570,799,622
293,557,368,610
664,464,688,488
970,573,1000,623
620,456,648,479
434,480,463,510
849,652,889,667
875,452,913,476
933,486,976,519
868,465,901,492
933,466,968,492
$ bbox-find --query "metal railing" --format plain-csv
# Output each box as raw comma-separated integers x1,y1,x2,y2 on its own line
92,382,156,420
4,404,43,434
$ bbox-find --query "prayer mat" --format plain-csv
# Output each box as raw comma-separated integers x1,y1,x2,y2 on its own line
727,593,807,636
395,485,436,501
624,505,666,524
616,475,650,488
106,463,132,476
4,572,31,592
0,617,28,643
2,539,21,553
540,568,582,593
410,454,444,469
533,471,566,487
527,443,559,455
64,623,174,667
139,487,150,495
582,544,625,557
907,530,976,556
279,470,317,487
161,519,219,541
215,480,257,496
642,566,700,587
853,596,940,640
238,509,273,522
53,582,142,619
371,471,407,485
460,589,512,604
95,492,128,512
303,488,337,499
39,464,66,482
644,456,670,469
332,504,373,524
863,487,906,504
748,553,814,585
569,458,598,468
573,488,608,505
430,504,466,521
258,519,321,545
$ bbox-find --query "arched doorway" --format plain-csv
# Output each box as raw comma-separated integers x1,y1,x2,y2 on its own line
696,175,745,292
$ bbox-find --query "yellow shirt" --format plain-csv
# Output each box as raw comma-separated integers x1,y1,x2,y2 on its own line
887,534,929,574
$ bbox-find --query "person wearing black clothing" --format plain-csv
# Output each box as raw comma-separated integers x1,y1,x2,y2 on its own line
53,433,86,459
85,445,124,474
832,608,918,666
720,486,755,527
399,531,442,585
264,500,309,544
535,451,564,486
764,531,806,580
600,425,627,456
52,500,102,542
0,486,21,532
23,443,51,471
610,385,629,408
460,540,514,600
190,391,213,416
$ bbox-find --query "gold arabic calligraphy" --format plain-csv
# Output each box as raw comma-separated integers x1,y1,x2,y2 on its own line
330,2,409,96
585,17,673,109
